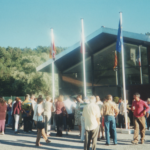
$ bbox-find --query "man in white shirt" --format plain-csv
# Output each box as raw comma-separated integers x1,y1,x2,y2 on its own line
64,96,76,131
96,95,104,140
82,96,100,150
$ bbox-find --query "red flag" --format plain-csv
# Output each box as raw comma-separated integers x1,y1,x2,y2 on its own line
113,51,117,70
50,29,56,60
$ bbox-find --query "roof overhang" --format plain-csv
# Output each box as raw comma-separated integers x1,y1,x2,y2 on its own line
36,27,150,73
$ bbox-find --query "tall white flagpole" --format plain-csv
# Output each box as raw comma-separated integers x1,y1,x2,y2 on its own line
51,28,55,102
81,19,86,97
139,45,143,84
120,12,128,129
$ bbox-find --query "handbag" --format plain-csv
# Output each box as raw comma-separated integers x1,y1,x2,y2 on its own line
36,105,45,129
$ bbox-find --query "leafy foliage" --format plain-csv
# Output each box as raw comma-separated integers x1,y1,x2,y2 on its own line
0,46,66,96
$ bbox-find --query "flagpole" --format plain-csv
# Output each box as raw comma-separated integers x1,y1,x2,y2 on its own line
120,12,128,130
51,28,55,102
115,51,118,85
139,45,143,84
81,19,87,97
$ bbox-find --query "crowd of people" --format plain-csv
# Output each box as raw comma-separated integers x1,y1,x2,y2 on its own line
0,92,150,150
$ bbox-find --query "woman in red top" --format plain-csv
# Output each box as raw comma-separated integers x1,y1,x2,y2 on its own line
55,95,65,136
0,97,7,135
13,97,22,133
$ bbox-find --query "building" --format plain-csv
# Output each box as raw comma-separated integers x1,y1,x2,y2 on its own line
36,27,150,103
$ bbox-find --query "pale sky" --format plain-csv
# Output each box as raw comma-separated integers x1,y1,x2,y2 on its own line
0,0,150,49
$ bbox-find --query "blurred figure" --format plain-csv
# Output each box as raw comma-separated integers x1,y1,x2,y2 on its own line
75,95,83,136
22,94,32,133
102,95,119,145
43,96,53,136
13,97,22,133
83,96,100,150
131,93,149,144
55,95,65,136
96,95,104,140
125,100,131,129
0,97,7,135
34,97,51,146
80,97,89,141
64,95,76,132
7,99,13,127
118,97,125,128
146,98,150,130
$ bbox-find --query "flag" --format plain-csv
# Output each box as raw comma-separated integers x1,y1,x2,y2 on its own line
50,29,56,60
137,48,141,66
113,51,117,70
116,19,123,53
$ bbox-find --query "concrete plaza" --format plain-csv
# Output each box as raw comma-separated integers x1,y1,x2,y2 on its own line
0,128,150,150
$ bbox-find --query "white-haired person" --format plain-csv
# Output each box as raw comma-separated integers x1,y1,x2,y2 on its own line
80,97,89,141
43,96,53,136
82,96,100,150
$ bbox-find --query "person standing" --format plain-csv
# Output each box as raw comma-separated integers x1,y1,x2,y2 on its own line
131,93,149,144
80,97,89,141
75,95,83,136
146,98,150,130
0,97,7,135
82,96,100,150
96,95,104,140
102,95,119,145
7,99,13,127
22,94,32,133
55,95,65,136
64,96,76,132
43,96,53,136
34,97,51,146
118,98,125,128
30,94,36,129
13,97,22,133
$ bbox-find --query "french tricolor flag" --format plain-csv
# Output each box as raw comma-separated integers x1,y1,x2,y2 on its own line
137,48,141,67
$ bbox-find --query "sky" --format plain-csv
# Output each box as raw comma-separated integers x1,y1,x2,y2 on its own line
0,0,150,49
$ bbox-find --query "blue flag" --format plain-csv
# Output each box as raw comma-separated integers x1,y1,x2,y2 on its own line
116,20,123,53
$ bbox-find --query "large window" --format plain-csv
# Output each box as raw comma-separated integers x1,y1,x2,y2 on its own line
93,43,149,86
61,57,92,95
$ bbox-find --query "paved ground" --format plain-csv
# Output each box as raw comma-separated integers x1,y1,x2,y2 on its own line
0,128,150,150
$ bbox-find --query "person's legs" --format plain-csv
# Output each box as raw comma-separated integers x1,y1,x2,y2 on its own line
104,115,110,145
63,116,67,131
84,130,89,150
41,128,48,141
8,111,12,125
1,120,5,133
81,116,85,141
36,129,42,146
118,114,121,128
14,114,20,132
23,117,28,132
28,116,33,131
12,115,15,130
133,117,139,142
110,116,117,144
91,126,99,150
121,115,125,128
44,116,48,134
138,116,145,142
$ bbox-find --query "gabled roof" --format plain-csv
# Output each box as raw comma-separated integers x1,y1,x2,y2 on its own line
36,27,150,73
